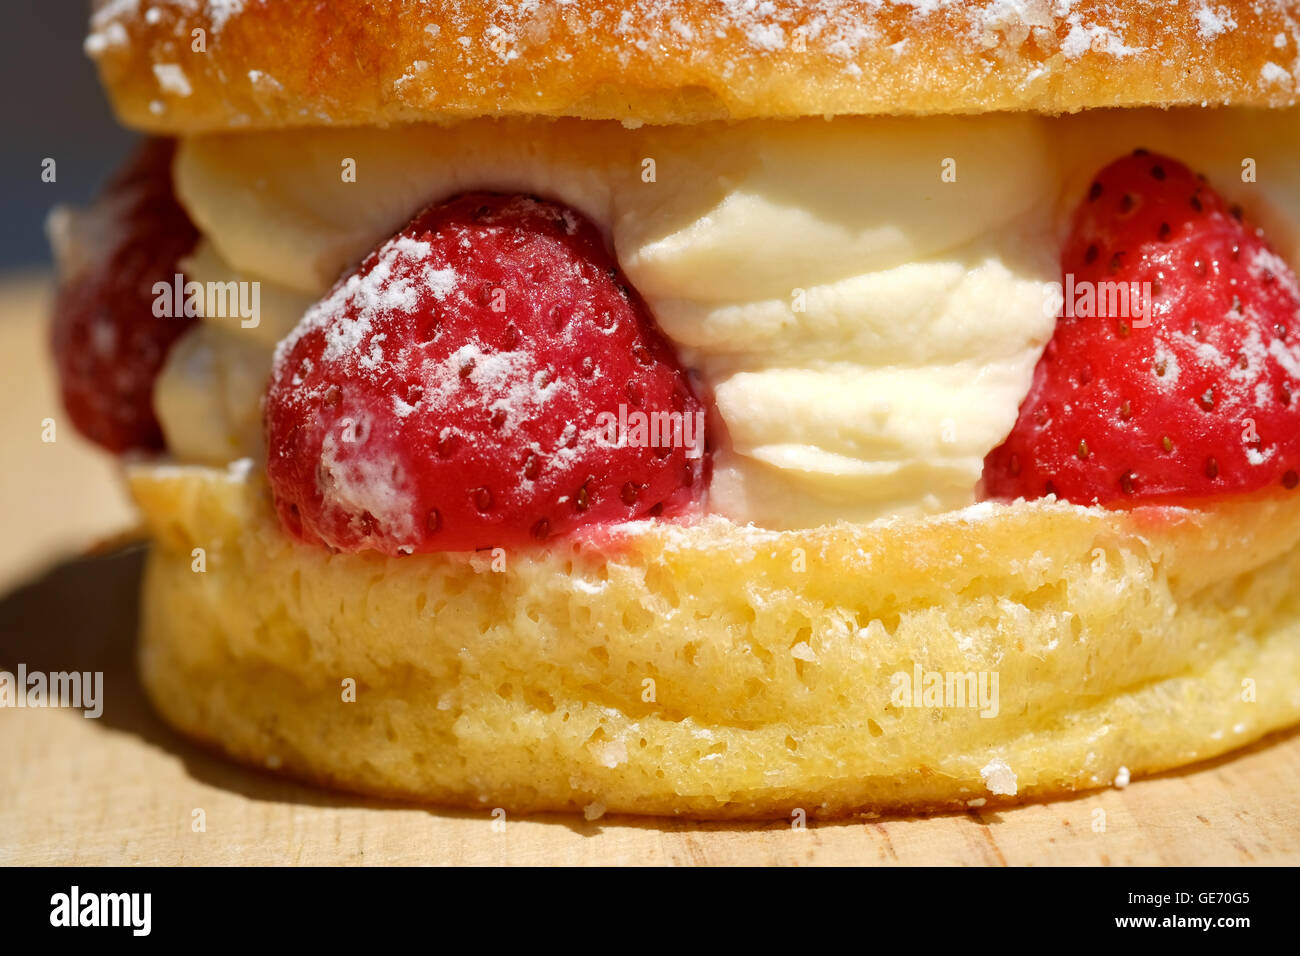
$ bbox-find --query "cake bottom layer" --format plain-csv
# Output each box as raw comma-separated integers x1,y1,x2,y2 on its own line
130,463,1300,818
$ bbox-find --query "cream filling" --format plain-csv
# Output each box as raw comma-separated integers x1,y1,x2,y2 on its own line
156,109,1300,529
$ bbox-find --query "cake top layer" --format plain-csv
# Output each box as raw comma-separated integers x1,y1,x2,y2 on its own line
88,0,1300,131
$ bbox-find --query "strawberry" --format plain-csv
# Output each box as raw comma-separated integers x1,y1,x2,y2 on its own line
984,150,1300,506
49,138,200,453
265,192,709,554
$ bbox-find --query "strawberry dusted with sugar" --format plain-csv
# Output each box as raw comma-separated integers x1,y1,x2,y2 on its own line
984,150,1300,505
49,138,200,453
266,192,709,554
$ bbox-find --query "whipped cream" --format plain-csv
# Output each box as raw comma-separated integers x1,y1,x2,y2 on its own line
158,109,1300,528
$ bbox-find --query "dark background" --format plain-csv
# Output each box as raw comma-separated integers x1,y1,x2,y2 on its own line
2,2,136,270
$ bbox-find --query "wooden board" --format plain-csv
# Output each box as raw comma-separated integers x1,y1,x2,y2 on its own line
3,274,1299,866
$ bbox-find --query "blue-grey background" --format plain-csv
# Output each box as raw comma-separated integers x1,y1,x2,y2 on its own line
3,2,136,270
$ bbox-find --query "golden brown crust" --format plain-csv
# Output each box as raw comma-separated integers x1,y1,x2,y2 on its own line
89,1,1300,132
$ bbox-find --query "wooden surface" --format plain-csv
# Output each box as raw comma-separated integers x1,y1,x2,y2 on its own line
3,273,1299,866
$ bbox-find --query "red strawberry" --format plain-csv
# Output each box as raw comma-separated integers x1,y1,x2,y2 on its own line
49,138,200,453
265,192,709,554
985,150,1300,505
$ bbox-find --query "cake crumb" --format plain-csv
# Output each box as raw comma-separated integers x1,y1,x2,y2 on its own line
590,739,627,769
790,641,817,662
980,758,1017,796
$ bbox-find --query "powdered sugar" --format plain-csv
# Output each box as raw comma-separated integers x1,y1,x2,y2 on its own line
391,236,434,260
317,420,419,549
84,20,129,56
247,69,284,93
276,234,456,371
1195,3,1237,40
1250,246,1299,293
424,266,459,300
89,0,246,42
206,0,244,31
1171,331,1230,372
1268,337,1300,380
1246,444,1276,466
745,21,787,52
394,59,432,92
417,342,568,442
1229,325,1269,384
1261,61,1295,87
971,0,1053,50
1150,340,1181,390
1061,12,1145,59
83,0,1300,118
152,63,192,96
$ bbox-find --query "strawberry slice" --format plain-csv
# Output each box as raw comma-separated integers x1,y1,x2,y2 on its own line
984,150,1300,505
49,138,200,453
265,192,710,554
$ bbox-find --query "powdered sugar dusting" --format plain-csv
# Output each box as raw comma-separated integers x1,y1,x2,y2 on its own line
317,419,419,548
422,342,567,443
1195,3,1237,40
152,62,192,96
1246,444,1276,466
1268,337,1300,381
1060,10,1145,59
745,21,787,52
85,0,1300,117
1261,61,1295,88
1150,340,1181,391
84,19,129,56
90,0,246,38
248,69,284,93
206,0,244,31
276,234,457,370
1171,331,1230,373
424,265,458,300
1229,325,1268,385
1250,246,1300,295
